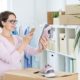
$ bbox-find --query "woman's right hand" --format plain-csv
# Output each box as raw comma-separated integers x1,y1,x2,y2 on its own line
23,28,35,44
17,28,35,53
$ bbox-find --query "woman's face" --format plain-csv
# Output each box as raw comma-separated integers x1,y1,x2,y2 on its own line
2,14,17,32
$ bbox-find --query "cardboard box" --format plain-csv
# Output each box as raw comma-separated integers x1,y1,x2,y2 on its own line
3,68,78,80
59,14,80,25
47,12,53,24
65,5,80,14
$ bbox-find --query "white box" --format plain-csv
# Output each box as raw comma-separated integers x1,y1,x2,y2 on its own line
68,39,75,55
47,51,59,71
60,33,66,53
48,39,55,51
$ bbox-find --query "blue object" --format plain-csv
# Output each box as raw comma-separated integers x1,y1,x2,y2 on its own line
12,28,18,35
24,26,32,68
24,26,29,35
24,54,32,68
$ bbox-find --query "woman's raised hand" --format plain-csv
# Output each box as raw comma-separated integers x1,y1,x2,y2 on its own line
23,28,35,44
17,28,35,53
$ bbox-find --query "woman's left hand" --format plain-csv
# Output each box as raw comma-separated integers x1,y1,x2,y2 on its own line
39,36,48,52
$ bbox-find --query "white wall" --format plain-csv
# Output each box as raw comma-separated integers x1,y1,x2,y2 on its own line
47,0,66,11
10,0,35,27
0,0,8,12
7,0,48,27
34,0,47,26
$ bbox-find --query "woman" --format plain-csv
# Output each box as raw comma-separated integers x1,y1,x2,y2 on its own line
0,11,48,76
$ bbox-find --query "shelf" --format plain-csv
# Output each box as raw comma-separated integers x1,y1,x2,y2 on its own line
49,25,78,29
46,49,76,60
45,25,77,72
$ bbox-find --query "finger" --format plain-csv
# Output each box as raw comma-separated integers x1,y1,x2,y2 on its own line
29,32,34,36
29,28,35,36
42,43,47,49
42,35,48,41
25,33,33,41
41,36,47,43
30,28,35,33
40,39,48,49
40,37,48,46
42,40,48,48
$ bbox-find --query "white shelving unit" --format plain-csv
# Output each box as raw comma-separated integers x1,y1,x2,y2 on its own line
46,25,78,72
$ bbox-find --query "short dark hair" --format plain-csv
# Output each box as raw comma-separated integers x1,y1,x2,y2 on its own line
0,11,16,28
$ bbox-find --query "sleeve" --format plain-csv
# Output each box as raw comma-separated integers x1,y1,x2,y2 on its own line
16,35,39,55
0,42,22,65
24,45,39,55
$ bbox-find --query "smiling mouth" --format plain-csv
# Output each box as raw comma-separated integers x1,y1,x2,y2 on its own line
12,26,16,28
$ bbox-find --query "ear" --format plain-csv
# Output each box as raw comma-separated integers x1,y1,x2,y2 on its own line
1,21,5,26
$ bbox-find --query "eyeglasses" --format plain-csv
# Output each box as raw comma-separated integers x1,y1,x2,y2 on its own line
7,20,17,24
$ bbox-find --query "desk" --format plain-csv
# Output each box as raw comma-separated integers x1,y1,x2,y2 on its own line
3,68,78,80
